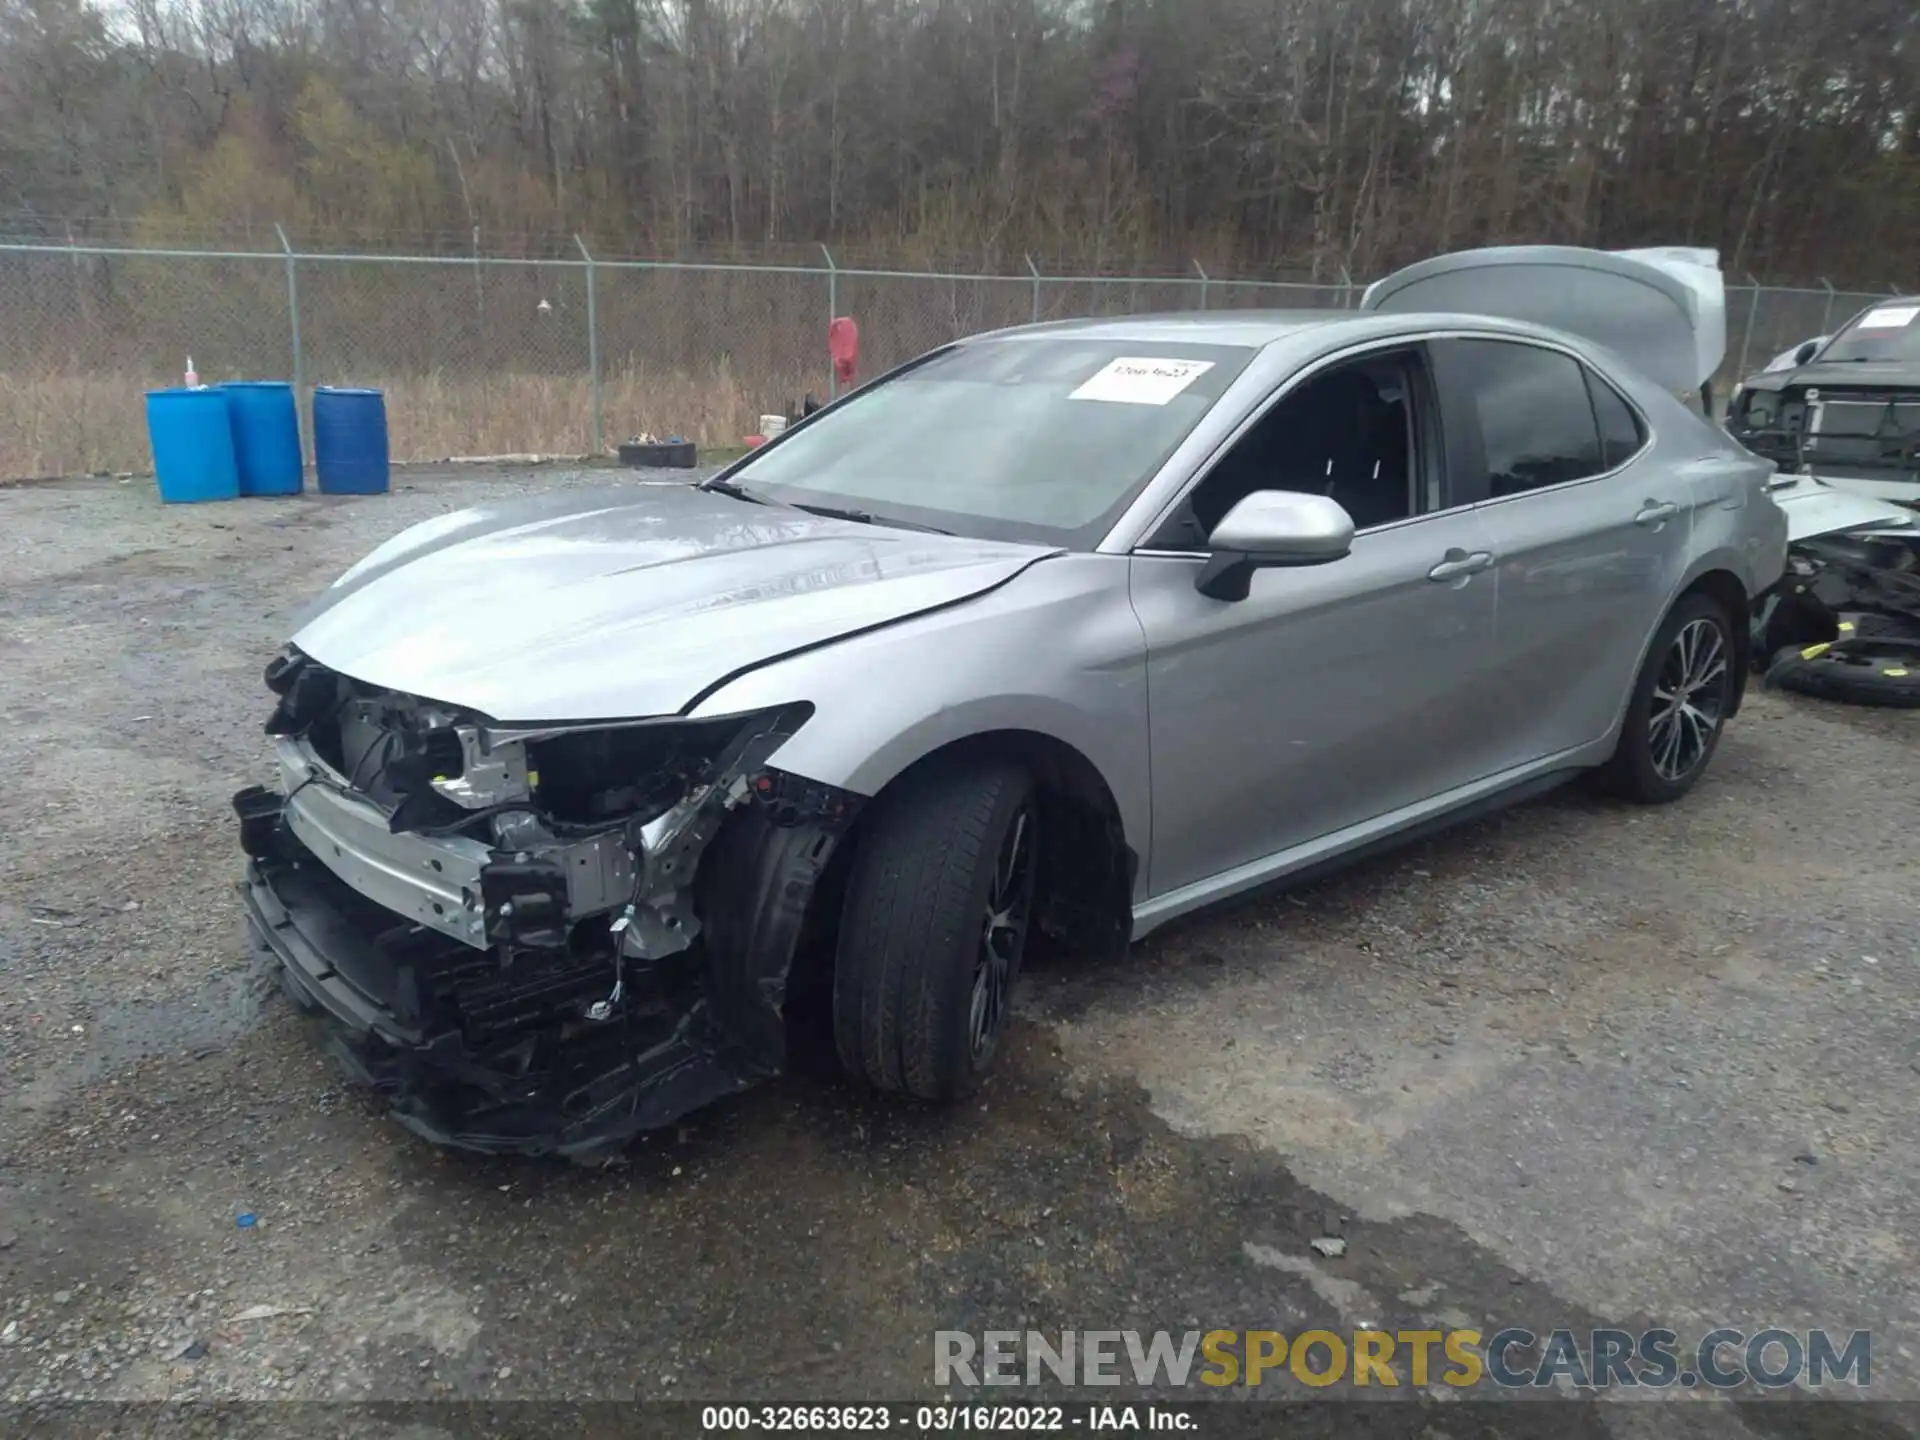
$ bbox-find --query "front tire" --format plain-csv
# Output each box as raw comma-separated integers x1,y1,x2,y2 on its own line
1596,591,1736,803
833,760,1038,1101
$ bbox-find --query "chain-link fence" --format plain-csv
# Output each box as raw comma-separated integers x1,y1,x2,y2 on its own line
0,238,1906,478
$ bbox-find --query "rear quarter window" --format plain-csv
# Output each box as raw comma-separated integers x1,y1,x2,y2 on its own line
1585,369,1647,468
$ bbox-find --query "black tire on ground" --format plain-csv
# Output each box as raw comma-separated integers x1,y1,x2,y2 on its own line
1764,635,1920,709
617,439,697,468
832,759,1038,1102
1594,590,1738,804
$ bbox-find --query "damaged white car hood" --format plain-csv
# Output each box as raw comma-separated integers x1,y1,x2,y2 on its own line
292,480,1061,722
1769,473,1920,542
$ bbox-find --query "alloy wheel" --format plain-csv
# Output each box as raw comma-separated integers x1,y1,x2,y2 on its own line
1649,616,1730,782
969,805,1035,1064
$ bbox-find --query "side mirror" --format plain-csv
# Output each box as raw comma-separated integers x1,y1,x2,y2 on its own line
1793,340,1821,367
1195,491,1355,601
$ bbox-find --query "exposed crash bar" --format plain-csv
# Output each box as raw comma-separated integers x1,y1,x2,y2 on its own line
240,655,855,1159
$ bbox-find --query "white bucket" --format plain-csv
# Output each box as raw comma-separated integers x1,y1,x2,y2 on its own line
759,414,788,438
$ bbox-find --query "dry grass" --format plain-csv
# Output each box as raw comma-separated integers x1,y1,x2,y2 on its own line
0,365,815,479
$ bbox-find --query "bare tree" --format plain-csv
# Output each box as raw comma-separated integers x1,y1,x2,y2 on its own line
0,0,1913,281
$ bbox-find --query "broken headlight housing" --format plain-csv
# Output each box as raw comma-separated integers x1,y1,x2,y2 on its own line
263,648,816,963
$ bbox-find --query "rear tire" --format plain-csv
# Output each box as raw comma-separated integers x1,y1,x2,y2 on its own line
1595,591,1736,804
832,760,1038,1102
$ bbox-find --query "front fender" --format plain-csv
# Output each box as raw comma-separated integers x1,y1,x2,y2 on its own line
683,553,1152,875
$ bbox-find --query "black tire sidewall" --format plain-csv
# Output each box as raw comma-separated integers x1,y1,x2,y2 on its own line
832,761,1038,1101
924,772,1037,1096
1766,637,1920,709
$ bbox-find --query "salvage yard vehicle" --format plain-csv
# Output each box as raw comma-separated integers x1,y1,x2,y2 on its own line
1728,296,1920,506
238,245,1793,1160
1751,475,1920,707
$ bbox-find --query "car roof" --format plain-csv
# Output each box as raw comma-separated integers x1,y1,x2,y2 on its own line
963,307,1612,359
964,310,1353,348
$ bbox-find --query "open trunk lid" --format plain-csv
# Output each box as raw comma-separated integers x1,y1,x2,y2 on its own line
1360,245,1725,399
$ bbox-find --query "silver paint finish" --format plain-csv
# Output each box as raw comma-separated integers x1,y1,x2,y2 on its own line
1469,436,1698,764
1207,490,1355,562
291,269,1792,940
686,552,1156,889
292,479,1061,722
1129,507,1505,895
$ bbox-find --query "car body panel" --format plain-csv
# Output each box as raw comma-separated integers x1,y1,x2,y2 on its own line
684,552,1156,894
1128,508,1502,896
1440,332,1773,764
1798,472,1920,506
290,480,1063,722
1473,459,1697,762
1770,475,1920,541
1129,741,1603,938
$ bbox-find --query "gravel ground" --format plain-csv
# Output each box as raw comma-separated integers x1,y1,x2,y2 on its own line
1,470,1917,1435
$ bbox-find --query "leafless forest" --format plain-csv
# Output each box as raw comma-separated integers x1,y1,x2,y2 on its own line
2,0,1916,282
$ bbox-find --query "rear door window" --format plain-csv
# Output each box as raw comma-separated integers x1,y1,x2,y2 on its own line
1432,339,1606,499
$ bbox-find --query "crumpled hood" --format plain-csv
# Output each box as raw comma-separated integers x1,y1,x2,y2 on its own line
292,481,1060,722
1770,475,1920,542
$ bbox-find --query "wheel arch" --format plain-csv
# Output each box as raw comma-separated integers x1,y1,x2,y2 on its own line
1681,567,1753,714
844,727,1138,961
1610,562,1754,741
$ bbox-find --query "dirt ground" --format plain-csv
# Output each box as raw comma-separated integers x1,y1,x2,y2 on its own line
1,471,1917,1435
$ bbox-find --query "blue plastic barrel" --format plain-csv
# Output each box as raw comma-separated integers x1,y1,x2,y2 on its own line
145,388,240,504
221,381,303,496
312,387,390,495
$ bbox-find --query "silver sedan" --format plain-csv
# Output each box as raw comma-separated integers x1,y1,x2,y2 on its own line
238,245,1790,1158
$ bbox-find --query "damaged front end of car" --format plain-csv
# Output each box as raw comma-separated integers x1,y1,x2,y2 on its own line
235,648,858,1160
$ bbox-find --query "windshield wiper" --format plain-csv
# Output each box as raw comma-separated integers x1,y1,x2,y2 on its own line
792,502,954,536
703,476,769,504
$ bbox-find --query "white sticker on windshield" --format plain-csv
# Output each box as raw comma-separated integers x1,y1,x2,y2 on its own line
1856,305,1918,329
1069,357,1215,405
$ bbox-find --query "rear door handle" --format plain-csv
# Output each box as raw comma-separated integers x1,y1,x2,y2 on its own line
1428,549,1494,582
1635,500,1681,527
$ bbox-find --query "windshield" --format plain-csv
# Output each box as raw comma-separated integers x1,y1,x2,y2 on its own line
720,337,1256,546
1817,302,1920,363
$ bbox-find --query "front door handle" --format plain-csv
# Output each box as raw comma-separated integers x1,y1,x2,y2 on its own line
1428,549,1494,582
1635,500,1681,528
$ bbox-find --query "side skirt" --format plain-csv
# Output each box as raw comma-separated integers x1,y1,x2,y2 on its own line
1130,751,1603,941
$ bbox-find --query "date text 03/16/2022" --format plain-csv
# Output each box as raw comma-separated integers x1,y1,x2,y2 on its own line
700,1405,1191,1431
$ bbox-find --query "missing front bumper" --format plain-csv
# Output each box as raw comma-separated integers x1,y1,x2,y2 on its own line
237,777,857,1159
